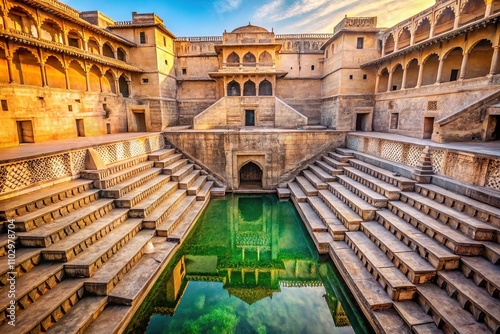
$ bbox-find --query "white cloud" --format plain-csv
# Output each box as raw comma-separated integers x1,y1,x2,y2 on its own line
214,0,242,13
254,0,331,22
254,0,284,20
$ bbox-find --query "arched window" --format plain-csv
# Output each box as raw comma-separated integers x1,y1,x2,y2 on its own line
465,39,493,79
68,30,83,49
117,48,126,61
227,52,239,66
45,56,66,89
12,48,42,86
384,34,395,55
414,18,431,44
8,7,37,37
102,43,114,58
68,60,87,91
258,51,272,65
243,80,256,96
41,20,63,43
421,54,439,86
259,80,272,96
434,7,455,36
119,74,130,97
102,70,116,94
243,52,256,66
227,80,241,96
377,68,389,93
88,38,100,54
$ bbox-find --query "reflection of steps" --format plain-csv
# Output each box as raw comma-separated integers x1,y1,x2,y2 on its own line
288,147,500,333
0,146,220,333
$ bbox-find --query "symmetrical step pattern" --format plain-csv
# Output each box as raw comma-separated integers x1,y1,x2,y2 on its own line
0,146,218,333
290,147,500,334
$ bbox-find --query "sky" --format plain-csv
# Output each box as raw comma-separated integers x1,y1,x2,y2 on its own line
60,0,435,37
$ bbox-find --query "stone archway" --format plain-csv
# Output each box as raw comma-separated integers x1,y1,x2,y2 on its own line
239,161,263,189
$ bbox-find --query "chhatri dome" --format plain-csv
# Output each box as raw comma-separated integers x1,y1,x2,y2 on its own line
231,23,270,33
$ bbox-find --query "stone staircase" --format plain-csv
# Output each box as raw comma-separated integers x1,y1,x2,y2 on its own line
284,148,500,334
0,147,225,334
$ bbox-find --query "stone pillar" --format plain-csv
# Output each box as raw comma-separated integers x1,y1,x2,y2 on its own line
381,40,386,56
113,50,118,59
6,56,15,83
459,52,469,80
64,67,70,89
486,0,493,17
2,14,9,30
401,67,408,89
36,24,42,39
387,71,393,92
40,62,47,87
394,36,399,52
489,46,499,75
454,15,460,29
410,32,415,46
127,80,132,97
416,62,424,87
429,24,435,38
114,78,119,95
375,74,380,93
436,59,444,83
85,70,91,91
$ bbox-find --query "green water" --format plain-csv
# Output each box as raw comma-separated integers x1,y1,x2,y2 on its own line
126,194,372,334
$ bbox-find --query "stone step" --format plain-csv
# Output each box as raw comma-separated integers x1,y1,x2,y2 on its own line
343,167,401,200
302,170,328,190
416,183,500,228
108,239,177,305
345,232,417,301
393,301,437,332
322,155,350,170
45,296,107,334
210,186,226,197
0,179,93,220
276,187,291,199
95,161,155,189
157,196,197,237
100,168,162,199
168,198,208,242
417,283,491,334
81,155,149,181
388,201,484,256
318,190,362,231
128,181,179,219
11,189,100,232
170,164,195,182
187,175,207,196
0,278,85,334
349,159,416,191
371,309,413,334
295,176,317,196
41,209,129,262
84,230,156,295
328,241,393,310
114,174,171,208
179,170,201,189
296,202,329,232
335,148,356,156
83,304,129,334
337,175,388,208
288,182,307,203
162,158,188,175
148,148,176,162
0,247,41,285
196,181,214,201
483,241,500,264
142,190,187,229
361,221,436,284
437,270,500,333
328,182,378,220
375,210,460,271
153,153,183,168
18,199,115,247
314,160,342,177
400,192,499,242
328,152,352,163
306,197,348,241
0,262,64,324
64,218,142,278
461,256,500,297
308,164,336,182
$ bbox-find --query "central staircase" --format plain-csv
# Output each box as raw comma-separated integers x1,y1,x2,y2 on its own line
0,147,225,334
285,148,500,334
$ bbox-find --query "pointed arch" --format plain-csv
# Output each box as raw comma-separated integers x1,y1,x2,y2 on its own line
45,55,66,89
243,52,256,66
243,80,256,96
12,48,42,86
8,6,37,37
414,17,431,44
259,79,272,96
67,30,84,49
434,7,455,36
88,65,102,92
459,0,486,26
0,47,9,83
68,60,86,91
88,37,100,54
422,53,440,86
227,80,241,96
239,161,263,189
117,47,127,61
391,64,404,91
41,19,63,43
465,39,493,79
258,51,272,65
405,58,419,89
441,47,463,82
385,34,395,55
102,42,114,58
377,67,389,93
227,52,239,66
398,27,411,49
102,69,116,93
119,74,130,97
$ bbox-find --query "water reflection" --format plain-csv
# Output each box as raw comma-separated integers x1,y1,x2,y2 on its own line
126,195,371,334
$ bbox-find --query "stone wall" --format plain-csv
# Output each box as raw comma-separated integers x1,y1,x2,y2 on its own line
164,130,346,190
321,94,375,130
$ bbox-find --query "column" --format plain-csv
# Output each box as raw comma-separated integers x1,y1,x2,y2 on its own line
401,67,408,89
6,56,15,83
454,14,460,29
394,36,399,52
485,0,493,17
436,59,444,83
2,14,9,30
410,32,415,46
429,24,435,38
113,50,118,59
40,62,47,87
381,40,386,56
374,74,380,93
416,63,424,87
489,46,499,75
387,71,393,92
85,70,90,91
459,52,468,80
126,80,132,97
64,67,70,89
114,78,120,95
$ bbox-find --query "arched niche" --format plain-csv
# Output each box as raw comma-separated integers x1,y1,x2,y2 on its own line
239,161,263,189
227,80,241,96
259,79,272,96
243,80,256,96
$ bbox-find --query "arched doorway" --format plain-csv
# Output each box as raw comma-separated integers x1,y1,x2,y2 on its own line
239,161,263,189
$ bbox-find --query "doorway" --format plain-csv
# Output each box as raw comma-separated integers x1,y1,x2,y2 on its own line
423,117,434,139
133,112,146,132
490,115,500,140
245,110,255,126
355,113,370,131
239,161,262,189
17,120,34,143
76,119,85,137
450,69,459,82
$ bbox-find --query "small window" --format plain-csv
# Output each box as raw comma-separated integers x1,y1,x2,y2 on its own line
68,38,79,48
75,99,81,103
163,37,166,47
325,50,329,58
390,113,399,129
392,85,397,91
142,78,149,84
357,37,364,49
68,105,73,112
139,31,146,44
1,100,8,111
165,60,168,65
450,69,459,82
349,75,353,80
311,65,315,71
182,68,187,75
363,74,367,80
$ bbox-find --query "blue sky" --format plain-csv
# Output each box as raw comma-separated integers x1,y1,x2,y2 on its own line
61,0,434,37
